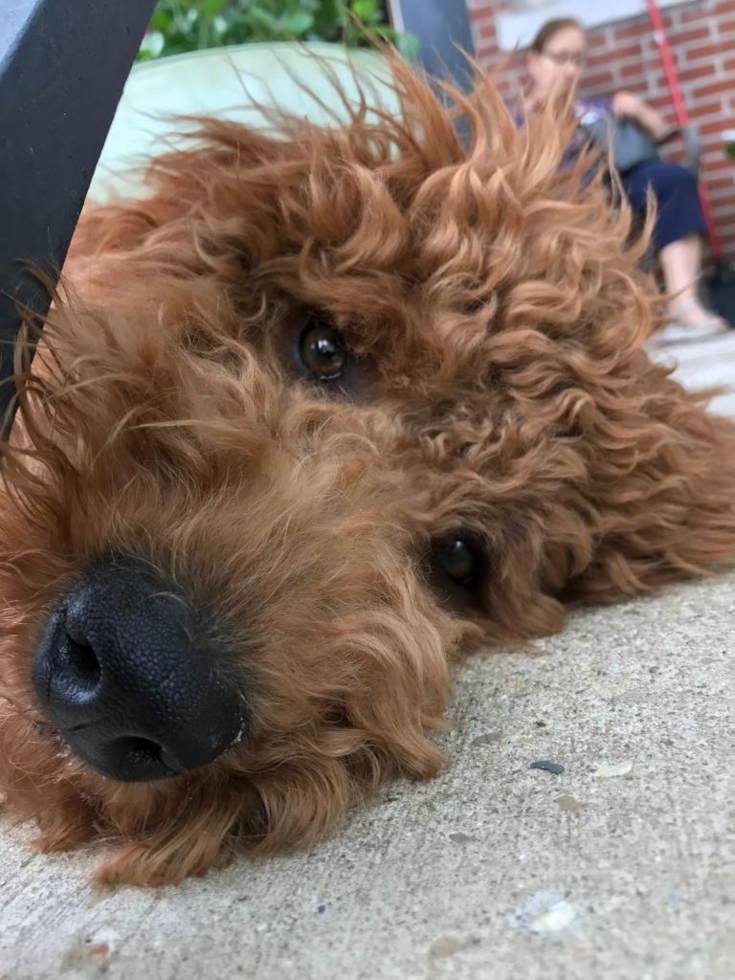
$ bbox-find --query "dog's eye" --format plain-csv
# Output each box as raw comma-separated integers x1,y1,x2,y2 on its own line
299,318,348,382
434,538,480,586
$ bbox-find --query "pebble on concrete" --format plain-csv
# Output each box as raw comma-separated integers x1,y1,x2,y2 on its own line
530,760,565,775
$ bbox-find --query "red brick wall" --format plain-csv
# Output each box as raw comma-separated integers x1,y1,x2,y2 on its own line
468,0,735,260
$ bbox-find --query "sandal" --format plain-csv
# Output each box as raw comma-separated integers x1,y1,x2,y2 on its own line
655,297,732,345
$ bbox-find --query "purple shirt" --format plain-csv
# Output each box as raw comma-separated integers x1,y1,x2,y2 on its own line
511,94,614,169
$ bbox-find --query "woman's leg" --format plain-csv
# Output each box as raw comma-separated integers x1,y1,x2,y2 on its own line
659,233,728,334
658,233,701,302
620,162,728,337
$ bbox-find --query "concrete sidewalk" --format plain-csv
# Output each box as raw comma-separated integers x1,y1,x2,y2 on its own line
1,336,733,980
1,575,732,980
649,329,735,418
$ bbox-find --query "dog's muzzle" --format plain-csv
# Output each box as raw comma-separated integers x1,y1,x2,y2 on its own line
31,558,246,782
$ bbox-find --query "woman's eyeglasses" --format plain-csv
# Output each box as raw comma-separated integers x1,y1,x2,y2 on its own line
542,49,586,68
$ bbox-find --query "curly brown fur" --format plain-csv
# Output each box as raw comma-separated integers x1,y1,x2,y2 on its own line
2,58,734,886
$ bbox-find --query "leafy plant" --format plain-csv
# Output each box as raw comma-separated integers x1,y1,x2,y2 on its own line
137,0,418,62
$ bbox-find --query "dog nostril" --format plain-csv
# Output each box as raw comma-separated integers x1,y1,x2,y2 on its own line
114,736,166,770
63,632,102,693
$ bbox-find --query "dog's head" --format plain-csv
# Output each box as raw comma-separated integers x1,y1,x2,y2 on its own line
2,59,733,884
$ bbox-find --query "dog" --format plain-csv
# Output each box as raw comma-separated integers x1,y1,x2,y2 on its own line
1,59,734,886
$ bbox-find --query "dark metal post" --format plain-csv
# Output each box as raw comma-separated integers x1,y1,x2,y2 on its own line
0,0,157,433
388,0,476,89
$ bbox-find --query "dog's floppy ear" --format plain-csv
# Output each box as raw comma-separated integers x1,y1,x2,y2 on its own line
564,363,735,603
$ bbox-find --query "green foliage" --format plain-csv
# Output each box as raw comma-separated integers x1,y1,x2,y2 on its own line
137,0,418,62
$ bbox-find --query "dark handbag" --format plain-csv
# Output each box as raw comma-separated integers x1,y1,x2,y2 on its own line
581,112,660,174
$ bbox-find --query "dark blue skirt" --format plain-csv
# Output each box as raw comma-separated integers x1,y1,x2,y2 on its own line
619,160,707,250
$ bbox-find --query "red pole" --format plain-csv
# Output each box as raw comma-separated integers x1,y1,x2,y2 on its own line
646,0,723,258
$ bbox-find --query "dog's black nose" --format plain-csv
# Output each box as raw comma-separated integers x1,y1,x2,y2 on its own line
32,559,245,782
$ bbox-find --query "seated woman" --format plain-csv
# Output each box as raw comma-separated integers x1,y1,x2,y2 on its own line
520,16,729,341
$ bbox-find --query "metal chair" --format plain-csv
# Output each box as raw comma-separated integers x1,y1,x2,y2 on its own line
0,0,158,433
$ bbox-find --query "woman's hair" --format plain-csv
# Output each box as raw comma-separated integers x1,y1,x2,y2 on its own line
529,17,585,53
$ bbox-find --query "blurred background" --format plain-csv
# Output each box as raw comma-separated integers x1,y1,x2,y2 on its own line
136,0,415,60
135,0,733,265
470,0,734,265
